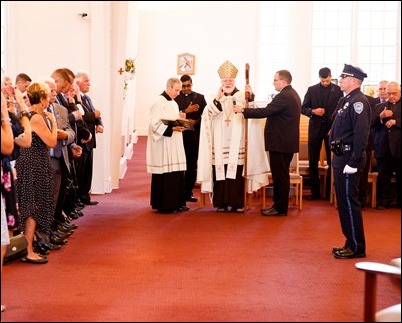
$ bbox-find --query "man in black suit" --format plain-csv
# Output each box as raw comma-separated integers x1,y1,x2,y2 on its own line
359,81,388,207
174,75,207,202
301,67,344,200
75,70,104,206
234,69,301,216
371,81,401,209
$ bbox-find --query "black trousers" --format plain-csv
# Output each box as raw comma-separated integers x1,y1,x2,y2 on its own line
76,148,94,203
308,133,331,198
269,151,293,214
333,167,366,253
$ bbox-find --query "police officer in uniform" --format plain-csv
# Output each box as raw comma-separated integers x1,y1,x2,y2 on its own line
329,64,370,259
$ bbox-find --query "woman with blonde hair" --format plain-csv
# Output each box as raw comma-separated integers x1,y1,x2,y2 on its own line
15,81,57,264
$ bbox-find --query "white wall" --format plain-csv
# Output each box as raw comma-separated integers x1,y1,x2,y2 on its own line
5,1,131,194
135,1,260,135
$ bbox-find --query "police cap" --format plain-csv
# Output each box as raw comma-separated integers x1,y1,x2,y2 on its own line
340,64,367,81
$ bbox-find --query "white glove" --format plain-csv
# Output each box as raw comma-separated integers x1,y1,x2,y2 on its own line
343,164,357,174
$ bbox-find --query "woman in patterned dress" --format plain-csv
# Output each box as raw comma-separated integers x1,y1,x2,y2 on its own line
15,82,57,264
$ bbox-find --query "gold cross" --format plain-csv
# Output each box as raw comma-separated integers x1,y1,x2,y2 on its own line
225,118,231,126
118,68,124,75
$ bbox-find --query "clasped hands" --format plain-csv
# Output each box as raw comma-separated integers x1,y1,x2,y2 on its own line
343,164,357,174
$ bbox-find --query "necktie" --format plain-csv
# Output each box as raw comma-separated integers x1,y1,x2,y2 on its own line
82,94,93,111
48,105,63,158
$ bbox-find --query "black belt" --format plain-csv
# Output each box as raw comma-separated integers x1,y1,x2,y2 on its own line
343,144,352,152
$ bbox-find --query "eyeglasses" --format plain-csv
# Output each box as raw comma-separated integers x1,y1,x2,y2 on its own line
387,92,398,96
182,84,192,88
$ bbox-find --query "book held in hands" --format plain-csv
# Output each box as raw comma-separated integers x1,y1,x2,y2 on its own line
161,119,195,131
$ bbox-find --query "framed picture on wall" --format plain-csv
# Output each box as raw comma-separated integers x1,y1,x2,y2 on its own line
363,85,377,98
177,53,195,75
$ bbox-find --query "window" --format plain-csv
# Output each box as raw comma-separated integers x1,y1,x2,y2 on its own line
257,1,401,99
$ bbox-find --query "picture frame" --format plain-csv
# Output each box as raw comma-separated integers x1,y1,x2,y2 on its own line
363,85,377,98
177,53,195,75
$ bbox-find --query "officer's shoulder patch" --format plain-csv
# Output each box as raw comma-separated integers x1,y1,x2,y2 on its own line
353,102,364,114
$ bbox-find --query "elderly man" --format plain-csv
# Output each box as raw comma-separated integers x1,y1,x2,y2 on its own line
198,60,269,213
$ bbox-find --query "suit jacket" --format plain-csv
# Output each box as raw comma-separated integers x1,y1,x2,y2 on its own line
80,93,103,150
243,85,301,153
301,82,343,139
56,93,91,144
53,103,76,173
371,99,401,159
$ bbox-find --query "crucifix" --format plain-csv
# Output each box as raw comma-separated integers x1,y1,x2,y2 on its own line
118,68,124,75
224,117,231,126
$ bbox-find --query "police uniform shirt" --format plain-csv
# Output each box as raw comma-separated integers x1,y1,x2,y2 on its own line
330,88,370,169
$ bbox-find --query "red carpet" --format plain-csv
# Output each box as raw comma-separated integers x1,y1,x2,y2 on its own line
1,136,400,322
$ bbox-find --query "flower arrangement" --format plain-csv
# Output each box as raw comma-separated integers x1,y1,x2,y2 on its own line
125,58,136,76
123,58,136,102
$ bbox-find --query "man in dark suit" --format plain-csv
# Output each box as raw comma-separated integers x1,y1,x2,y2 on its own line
75,70,104,206
359,80,388,207
234,69,301,216
174,75,207,202
301,67,344,200
371,81,401,209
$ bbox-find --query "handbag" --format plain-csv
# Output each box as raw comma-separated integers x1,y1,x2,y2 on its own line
4,233,28,265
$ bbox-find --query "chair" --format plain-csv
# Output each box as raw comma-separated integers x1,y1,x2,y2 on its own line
262,152,303,210
331,150,379,208
355,258,401,322
367,151,378,208
299,141,329,198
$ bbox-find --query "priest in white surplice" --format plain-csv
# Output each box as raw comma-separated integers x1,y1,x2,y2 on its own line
146,78,189,214
197,60,270,212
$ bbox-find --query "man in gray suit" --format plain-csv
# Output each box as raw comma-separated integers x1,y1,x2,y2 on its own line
42,77,79,236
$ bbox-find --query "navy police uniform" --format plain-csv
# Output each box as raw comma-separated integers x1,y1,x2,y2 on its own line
329,64,370,258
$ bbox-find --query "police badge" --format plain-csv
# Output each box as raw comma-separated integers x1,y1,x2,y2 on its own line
353,102,364,114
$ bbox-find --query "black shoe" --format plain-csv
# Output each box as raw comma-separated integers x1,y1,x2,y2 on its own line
307,195,320,201
334,248,366,259
52,230,71,239
186,196,198,202
21,257,48,264
42,242,62,251
157,209,177,214
176,206,190,212
68,211,80,219
57,224,74,233
85,200,99,206
332,246,346,254
57,223,78,232
75,201,86,208
50,236,68,245
261,208,286,216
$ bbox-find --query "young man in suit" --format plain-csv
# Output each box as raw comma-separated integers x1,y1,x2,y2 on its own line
301,67,344,200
